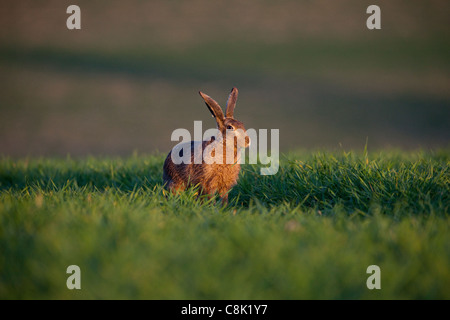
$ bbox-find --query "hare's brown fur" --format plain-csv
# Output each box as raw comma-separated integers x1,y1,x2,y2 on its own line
163,88,249,204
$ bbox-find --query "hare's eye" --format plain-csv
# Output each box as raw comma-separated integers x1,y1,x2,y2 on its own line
227,125,234,130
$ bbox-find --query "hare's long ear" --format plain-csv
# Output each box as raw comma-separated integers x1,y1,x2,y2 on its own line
225,87,238,118
199,91,225,128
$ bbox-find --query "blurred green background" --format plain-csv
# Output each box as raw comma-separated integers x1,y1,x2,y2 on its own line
0,0,449,156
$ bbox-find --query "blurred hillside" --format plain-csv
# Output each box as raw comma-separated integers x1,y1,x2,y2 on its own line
0,0,449,156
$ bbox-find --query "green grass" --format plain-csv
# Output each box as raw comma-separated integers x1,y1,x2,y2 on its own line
0,150,449,299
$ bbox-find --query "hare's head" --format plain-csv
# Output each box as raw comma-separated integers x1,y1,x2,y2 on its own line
199,87,250,149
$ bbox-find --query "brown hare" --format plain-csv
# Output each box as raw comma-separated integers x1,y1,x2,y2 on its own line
163,87,250,204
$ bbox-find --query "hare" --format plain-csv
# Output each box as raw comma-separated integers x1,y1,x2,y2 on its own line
163,87,250,204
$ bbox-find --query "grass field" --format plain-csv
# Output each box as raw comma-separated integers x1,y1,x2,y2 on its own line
0,150,448,299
